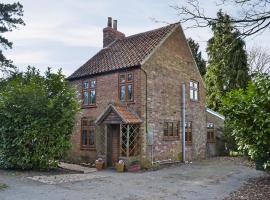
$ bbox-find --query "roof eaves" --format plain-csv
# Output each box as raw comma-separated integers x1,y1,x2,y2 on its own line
206,108,225,121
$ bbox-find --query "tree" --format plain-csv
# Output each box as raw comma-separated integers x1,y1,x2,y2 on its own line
205,11,250,111
0,2,25,73
222,74,270,169
248,46,270,76
172,0,270,37
187,38,206,76
0,67,79,169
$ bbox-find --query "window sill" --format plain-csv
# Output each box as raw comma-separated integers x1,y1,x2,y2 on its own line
190,99,200,103
163,136,180,141
81,105,97,109
80,147,96,151
185,142,192,146
207,141,216,144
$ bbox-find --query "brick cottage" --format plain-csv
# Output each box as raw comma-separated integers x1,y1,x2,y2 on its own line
67,17,223,167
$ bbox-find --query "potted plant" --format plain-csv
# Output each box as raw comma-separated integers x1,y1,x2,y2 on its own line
127,157,141,172
115,160,125,172
95,158,104,171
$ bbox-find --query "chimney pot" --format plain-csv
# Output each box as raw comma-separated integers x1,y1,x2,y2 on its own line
107,17,112,27
113,20,117,30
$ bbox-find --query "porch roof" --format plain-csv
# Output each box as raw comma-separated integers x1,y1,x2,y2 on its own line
95,104,143,125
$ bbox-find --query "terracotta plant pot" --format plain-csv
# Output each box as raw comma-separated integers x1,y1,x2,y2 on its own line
95,161,104,171
115,163,125,172
128,164,141,172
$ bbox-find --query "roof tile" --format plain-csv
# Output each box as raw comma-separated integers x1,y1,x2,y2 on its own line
68,23,178,80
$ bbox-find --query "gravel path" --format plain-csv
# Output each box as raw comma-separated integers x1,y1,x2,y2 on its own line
0,157,267,200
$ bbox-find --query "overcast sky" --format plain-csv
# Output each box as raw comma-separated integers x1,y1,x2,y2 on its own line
2,0,270,76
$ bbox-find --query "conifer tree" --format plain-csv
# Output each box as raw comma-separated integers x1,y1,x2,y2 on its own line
205,11,250,111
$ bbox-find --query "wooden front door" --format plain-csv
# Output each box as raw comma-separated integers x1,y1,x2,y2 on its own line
107,124,120,166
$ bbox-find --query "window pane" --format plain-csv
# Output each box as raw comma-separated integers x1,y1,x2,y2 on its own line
194,82,198,89
90,90,96,104
120,85,125,101
127,73,133,81
82,119,87,127
83,91,89,105
207,132,210,140
194,90,198,100
190,81,193,87
84,81,88,89
119,74,125,83
185,132,188,141
82,130,87,145
164,122,168,136
89,130,95,145
189,133,192,142
190,89,194,100
168,122,173,136
127,84,133,101
90,80,96,88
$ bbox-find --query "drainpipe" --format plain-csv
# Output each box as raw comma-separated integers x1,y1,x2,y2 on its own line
182,83,186,163
140,68,152,163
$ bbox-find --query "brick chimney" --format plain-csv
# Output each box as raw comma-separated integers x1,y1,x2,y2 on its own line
103,17,125,48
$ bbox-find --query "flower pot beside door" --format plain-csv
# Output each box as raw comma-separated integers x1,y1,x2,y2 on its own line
95,158,104,171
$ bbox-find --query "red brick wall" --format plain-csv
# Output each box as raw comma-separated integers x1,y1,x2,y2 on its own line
141,25,207,162
68,68,141,163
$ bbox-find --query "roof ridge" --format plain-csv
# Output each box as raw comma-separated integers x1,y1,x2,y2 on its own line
123,22,179,40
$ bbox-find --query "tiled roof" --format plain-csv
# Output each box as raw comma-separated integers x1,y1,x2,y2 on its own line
95,104,142,124
68,23,178,80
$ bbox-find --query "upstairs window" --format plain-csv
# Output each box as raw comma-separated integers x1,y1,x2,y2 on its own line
207,122,215,143
119,72,133,102
190,80,199,101
163,121,179,140
82,79,96,106
185,122,192,144
81,118,95,150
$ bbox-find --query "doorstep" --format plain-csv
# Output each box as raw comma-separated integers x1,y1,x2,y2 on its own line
59,162,96,174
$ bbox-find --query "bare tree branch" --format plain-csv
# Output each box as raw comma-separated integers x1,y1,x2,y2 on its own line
172,0,270,37
248,46,270,75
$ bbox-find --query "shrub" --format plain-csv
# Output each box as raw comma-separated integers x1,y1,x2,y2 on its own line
222,74,270,169
0,67,79,169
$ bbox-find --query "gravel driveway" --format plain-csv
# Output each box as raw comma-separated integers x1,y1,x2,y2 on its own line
0,158,266,200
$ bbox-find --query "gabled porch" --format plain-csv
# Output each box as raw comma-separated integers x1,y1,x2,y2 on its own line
95,104,142,167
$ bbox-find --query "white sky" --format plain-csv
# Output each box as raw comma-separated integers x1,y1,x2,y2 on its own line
2,0,270,76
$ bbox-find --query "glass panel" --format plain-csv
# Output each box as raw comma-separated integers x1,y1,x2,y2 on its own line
119,74,125,83
194,82,198,89
84,81,88,89
83,91,89,105
120,85,125,101
190,88,194,100
90,80,96,88
211,132,215,140
82,119,87,126
90,90,96,104
189,132,192,142
207,132,210,140
127,84,133,101
168,122,173,136
173,122,178,136
127,73,133,81
164,122,168,136
89,130,95,145
194,90,198,100
82,130,87,145
190,81,193,87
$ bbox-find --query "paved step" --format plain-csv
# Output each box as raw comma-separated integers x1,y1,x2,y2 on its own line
59,162,96,174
